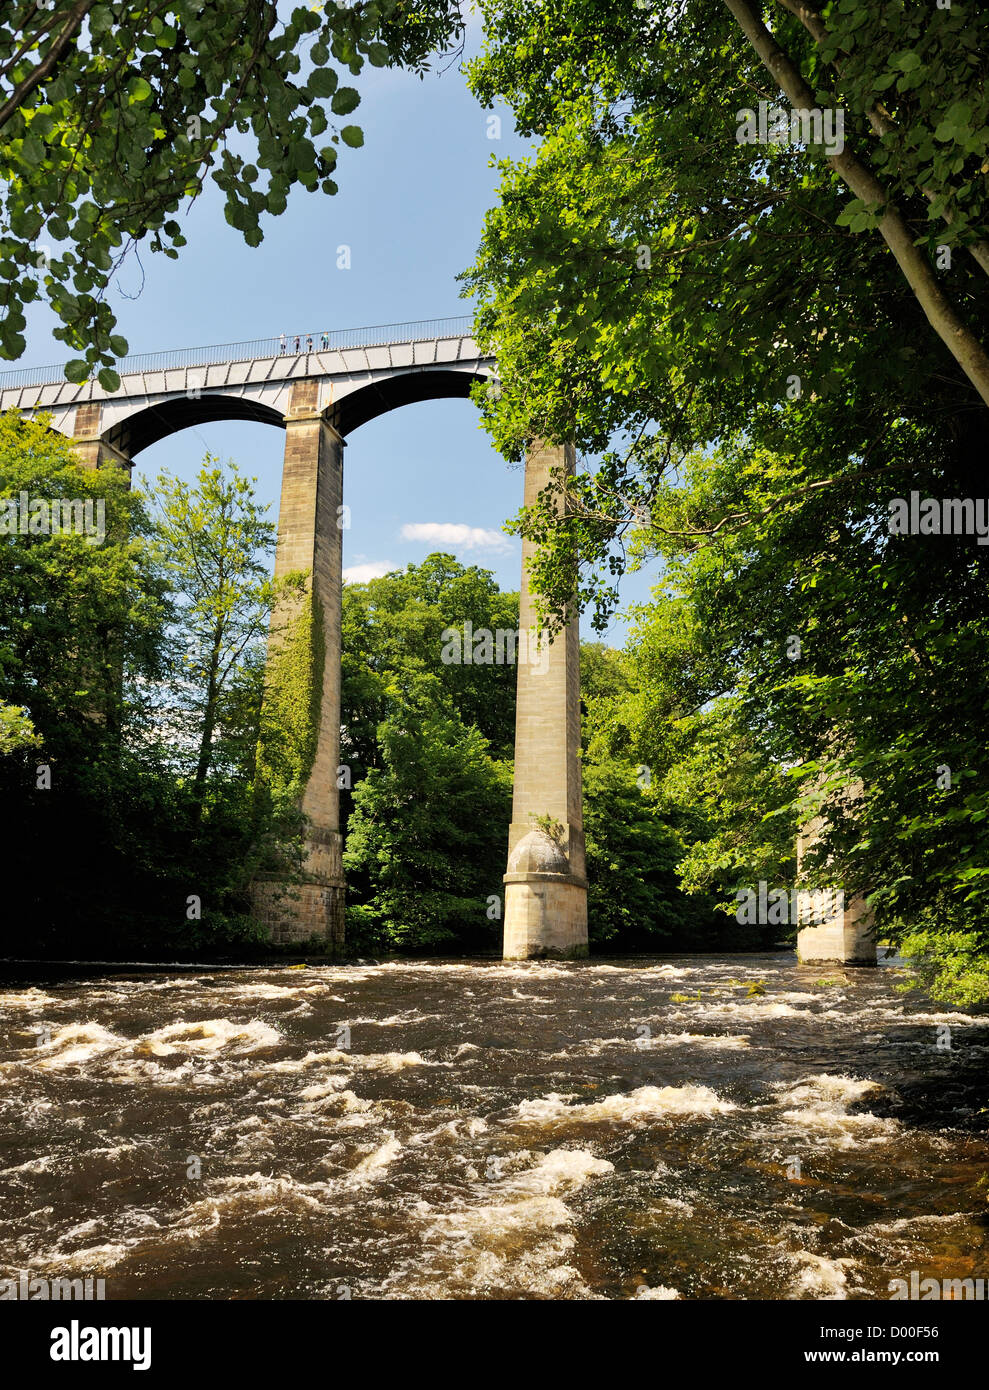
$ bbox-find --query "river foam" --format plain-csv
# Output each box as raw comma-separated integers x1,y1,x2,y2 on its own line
1,953,984,1300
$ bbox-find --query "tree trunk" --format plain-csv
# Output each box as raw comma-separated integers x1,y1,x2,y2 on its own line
773,0,989,278
723,0,989,409
192,629,224,808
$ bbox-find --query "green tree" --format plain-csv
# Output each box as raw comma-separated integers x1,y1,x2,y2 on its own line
461,0,989,999
343,704,512,953
146,456,278,806
462,2,988,635
583,760,724,951
467,0,989,440
0,701,40,754
339,554,518,953
579,640,779,951
0,415,291,956
0,0,464,382
341,551,519,777
0,409,167,760
622,440,989,1000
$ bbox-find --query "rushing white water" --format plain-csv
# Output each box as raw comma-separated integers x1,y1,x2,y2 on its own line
0,952,987,1300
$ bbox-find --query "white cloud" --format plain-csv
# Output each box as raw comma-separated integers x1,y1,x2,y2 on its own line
342,561,395,583
400,522,511,552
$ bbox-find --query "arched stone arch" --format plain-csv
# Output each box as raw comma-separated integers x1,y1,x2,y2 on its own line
10,340,584,961
105,393,285,458
331,367,493,436
62,394,286,469
253,378,588,961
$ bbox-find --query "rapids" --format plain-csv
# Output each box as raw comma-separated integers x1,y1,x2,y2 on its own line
1,953,987,1300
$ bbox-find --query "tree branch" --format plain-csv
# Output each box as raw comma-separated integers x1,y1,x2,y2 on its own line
0,0,95,132
721,0,989,409
773,0,989,278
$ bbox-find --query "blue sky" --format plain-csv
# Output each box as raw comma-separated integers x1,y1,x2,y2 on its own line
21,20,656,644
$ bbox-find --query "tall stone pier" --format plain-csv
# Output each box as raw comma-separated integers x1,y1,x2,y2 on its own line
795,783,875,965
251,380,346,947
502,441,588,959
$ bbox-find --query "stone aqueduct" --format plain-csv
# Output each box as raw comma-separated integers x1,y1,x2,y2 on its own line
1,315,873,965
1,316,589,961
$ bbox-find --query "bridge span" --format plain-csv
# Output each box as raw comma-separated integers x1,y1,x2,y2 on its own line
1,316,870,967
1,313,588,962
0,315,493,465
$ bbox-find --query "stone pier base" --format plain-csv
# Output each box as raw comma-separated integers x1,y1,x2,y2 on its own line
796,784,876,965
503,871,588,960
796,896,876,966
251,878,345,949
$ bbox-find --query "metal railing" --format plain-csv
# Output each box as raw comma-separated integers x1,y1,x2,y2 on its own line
0,314,477,391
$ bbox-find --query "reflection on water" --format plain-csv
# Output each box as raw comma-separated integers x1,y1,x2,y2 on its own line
1,953,987,1300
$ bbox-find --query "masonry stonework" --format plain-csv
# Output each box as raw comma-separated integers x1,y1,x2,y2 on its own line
71,402,131,470
252,381,346,948
795,788,876,966
503,441,588,960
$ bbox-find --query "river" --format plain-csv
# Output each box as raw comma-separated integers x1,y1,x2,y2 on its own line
1,953,987,1300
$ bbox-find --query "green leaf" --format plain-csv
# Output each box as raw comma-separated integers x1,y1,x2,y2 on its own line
21,135,44,166
64,359,90,383
308,68,338,99
945,100,973,125
98,367,121,391
340,125,364,148
90,5,114,34
331,87,360,116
